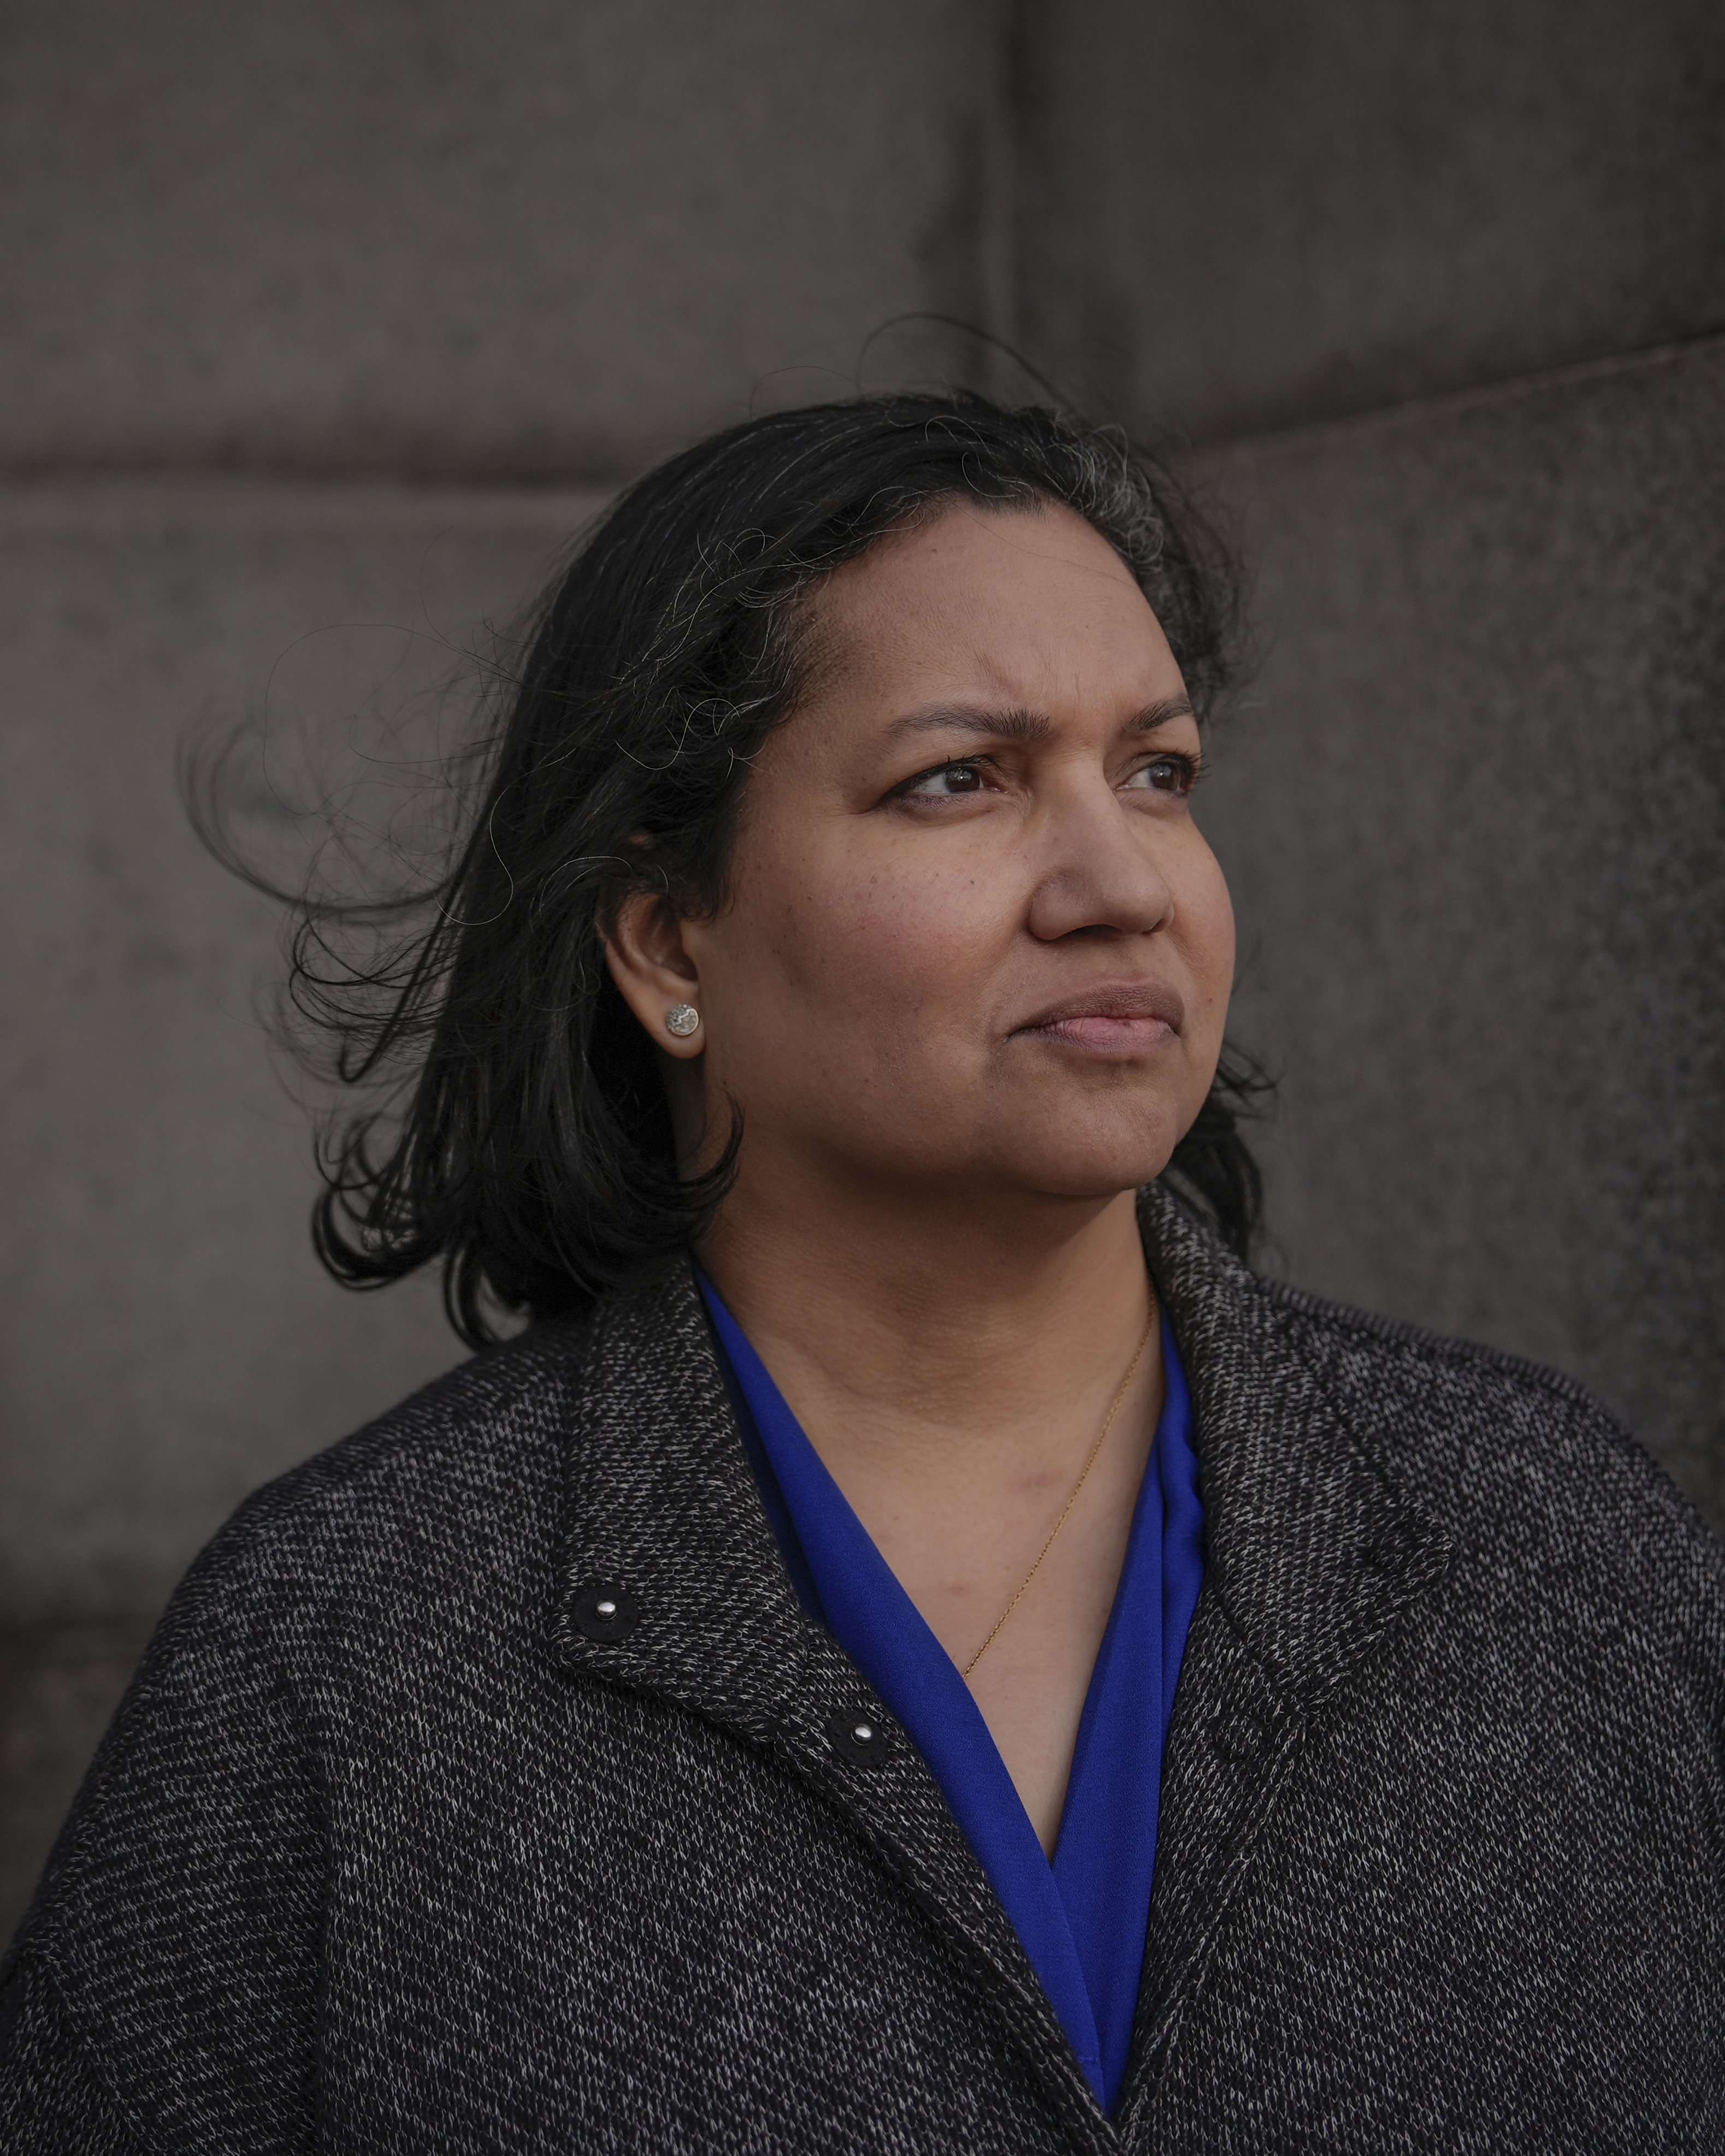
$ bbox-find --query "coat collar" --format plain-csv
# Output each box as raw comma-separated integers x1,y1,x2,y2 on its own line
546,1187,1450,2143
1137,1182,1450,1711
1115,1186,1452,2132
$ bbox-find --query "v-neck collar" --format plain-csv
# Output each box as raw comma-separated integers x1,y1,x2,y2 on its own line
699,1282,1207,2106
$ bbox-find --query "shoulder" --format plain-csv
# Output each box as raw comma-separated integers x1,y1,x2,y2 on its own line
23,1312,602,1930
1146,1182,1724,1656
1257,1270,1700,1537
172,1311,596,1628
6,1318,601,1967
0,1316,609,2142
1260,1276,1725,1690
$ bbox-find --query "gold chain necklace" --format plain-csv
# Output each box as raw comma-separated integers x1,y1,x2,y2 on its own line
961,1306,1157,1680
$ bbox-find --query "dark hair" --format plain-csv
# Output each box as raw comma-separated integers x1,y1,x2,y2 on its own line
249,392,1266,1346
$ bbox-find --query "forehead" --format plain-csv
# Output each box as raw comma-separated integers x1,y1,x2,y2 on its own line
800,497,1175,704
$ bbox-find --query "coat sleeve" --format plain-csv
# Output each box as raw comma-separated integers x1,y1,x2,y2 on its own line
0,1518,328,2153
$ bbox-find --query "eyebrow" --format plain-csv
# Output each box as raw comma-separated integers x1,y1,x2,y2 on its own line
883,694,1194,744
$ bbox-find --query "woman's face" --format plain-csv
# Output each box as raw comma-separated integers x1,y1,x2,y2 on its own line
624,497,1236,1215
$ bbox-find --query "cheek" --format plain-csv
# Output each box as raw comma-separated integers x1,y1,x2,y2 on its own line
704,852,1013,1127
743,825,999,1015
1180,848,1236,1035
1192,852,1236,974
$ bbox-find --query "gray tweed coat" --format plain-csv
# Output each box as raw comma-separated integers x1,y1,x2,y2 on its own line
2,1187,1722,2153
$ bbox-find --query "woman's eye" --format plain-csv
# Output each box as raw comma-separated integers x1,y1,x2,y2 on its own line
901,761,988,798
1124,754,1197,796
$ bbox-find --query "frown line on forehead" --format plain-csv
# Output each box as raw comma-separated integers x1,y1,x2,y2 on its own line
883,694,1194,745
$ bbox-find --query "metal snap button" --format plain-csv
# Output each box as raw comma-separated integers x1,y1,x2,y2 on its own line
571,1581,641,1644
826,1707,889,1765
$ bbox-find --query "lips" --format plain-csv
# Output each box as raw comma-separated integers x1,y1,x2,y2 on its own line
1013,982,1185,1054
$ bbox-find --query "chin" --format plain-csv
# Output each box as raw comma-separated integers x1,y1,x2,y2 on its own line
1005,1134,1182,1204
1002,1093,1189,1199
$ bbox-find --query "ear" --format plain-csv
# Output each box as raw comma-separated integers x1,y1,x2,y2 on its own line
604,887,706,1060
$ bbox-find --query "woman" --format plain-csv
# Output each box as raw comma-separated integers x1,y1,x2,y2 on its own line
2,395,1720,2153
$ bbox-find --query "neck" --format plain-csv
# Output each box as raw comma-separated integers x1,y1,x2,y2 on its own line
696,1163,1155,1470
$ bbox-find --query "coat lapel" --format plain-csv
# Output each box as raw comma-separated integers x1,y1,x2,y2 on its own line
546,1264,1114,2147
1113,1188,1452,2135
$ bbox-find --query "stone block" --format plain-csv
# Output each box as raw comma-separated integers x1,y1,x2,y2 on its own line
1193,340,1725,1526
0,0,999,475
1020,0,1725,438
0,477,606,1624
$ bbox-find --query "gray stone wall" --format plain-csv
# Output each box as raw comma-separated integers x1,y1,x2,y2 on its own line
1019,0,1725,437
1195,346,1725,1523
2,0,1719,1938
1,0,1001,473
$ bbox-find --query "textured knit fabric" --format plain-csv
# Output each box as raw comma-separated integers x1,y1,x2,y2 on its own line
702,1280,1203,2110
3,1186,1724,2153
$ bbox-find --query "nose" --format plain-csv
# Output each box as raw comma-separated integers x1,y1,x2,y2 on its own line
1023,774,1175,943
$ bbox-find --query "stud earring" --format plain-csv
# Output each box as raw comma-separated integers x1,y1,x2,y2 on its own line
664,1003,701,1039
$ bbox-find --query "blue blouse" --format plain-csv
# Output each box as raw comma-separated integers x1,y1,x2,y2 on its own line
700,1278,1205,2112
